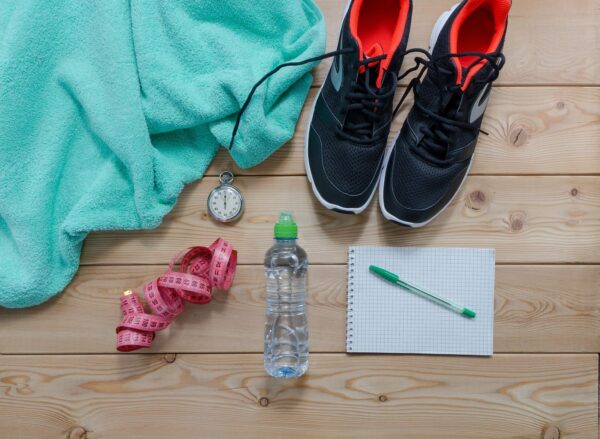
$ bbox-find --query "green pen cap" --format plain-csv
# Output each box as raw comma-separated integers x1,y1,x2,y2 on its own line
462,308,477,318
369,265,399,283
274,211,298,239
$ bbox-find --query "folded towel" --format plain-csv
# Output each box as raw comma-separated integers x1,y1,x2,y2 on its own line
0,0,326,308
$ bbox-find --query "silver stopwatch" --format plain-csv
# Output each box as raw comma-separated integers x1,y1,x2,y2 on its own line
207,171,244,223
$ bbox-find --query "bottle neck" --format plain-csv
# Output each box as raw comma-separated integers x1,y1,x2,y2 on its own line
274,238,297,245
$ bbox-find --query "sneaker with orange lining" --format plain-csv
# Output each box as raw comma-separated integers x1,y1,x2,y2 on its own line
379,0,511,227
305,0,413,214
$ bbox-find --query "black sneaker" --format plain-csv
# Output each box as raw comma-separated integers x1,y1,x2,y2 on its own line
305,0,412,214
380,0,511,227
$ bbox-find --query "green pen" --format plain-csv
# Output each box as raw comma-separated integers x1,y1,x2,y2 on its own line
369,265,476,318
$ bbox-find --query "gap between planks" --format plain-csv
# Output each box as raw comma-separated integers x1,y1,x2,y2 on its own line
0,352,597,356
312,0,600,86
81,176,600,265
209,87,600,176
3,264,597,354
1,353,596,439
202,173,600,177
303,84,600,89
79,262,600,267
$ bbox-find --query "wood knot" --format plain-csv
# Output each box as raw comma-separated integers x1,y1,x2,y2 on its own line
378,395,388,402
509,127,529,147
467,190,486,210
556,101,565,110
570,188,578,196
508,211,526,232
163,353,177,363
259,397,270,407
68,427,87,439
543,425,560,439
3,375,33,395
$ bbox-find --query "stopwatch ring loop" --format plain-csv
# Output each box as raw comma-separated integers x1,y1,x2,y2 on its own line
219,171,234,185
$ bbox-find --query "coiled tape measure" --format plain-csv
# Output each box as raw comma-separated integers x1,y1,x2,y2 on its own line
116,238,237,351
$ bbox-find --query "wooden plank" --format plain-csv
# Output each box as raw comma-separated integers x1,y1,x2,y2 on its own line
2,265,597,354
208,87,600,176
0,354,596,439
311,0,600,86
82,176,600,265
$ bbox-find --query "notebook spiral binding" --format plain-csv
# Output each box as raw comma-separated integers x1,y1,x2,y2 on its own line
347,247,355,352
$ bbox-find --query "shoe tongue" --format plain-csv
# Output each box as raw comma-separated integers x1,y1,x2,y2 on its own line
444,55,494,90
364,42,384,60
363,43,385,87
343,43,386,143
431,31,473,89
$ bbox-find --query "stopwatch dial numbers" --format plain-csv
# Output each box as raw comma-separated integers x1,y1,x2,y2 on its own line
210,187,242,221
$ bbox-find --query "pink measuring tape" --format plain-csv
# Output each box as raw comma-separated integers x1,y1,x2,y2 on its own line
116,238,237,352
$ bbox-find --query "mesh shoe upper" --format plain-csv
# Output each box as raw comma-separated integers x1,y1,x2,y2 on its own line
381,0,510,226
314,113,386,196
388,128,469,211
306,0,412,212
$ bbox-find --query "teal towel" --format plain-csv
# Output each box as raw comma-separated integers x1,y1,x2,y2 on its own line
0,0,326,308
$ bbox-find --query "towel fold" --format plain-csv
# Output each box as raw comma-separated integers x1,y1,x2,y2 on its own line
0,0,326,308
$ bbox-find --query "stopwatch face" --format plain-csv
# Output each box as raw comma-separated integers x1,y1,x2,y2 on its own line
207,185,244,222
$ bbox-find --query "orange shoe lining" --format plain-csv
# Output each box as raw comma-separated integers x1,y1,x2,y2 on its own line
349,0,411,87
449,0,511,89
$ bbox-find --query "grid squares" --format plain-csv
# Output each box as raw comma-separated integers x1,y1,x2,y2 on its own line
347,247,495,356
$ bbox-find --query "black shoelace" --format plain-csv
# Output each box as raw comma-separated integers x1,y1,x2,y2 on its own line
336,53,396,143
337,48,428,144
394,51,505,166
229,47,425,149
229,47,504,157
229,47,353,150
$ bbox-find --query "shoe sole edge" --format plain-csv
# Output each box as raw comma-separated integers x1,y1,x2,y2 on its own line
304,0,379,215
379,2,466,228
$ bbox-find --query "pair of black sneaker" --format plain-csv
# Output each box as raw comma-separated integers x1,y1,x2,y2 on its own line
306,0,511,227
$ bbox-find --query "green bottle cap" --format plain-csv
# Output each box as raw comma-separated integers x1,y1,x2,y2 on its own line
274,211,298,239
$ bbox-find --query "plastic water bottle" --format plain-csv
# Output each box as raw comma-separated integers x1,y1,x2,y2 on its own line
264,212,309,378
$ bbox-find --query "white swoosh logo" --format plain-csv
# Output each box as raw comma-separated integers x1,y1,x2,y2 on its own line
330,34,343,91
469,83,491,123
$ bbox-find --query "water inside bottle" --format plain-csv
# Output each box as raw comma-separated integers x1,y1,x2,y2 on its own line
264,238,309,379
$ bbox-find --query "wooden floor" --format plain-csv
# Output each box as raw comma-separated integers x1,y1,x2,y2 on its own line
1,0,599,438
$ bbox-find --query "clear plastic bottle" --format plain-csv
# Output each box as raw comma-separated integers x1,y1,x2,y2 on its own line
264,212,309,379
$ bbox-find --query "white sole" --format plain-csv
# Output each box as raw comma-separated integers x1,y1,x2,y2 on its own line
304,0,380,215
378,2,466,228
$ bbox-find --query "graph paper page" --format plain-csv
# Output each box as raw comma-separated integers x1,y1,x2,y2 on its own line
347,247,495,356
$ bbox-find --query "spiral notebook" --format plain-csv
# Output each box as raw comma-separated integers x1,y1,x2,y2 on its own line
347,247,495,356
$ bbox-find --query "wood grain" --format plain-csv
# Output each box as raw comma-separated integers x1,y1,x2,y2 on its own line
1,266,597,354
81,176,600,265
0,354,596,439
311,0,600,86
3,1,599,436
208,87,600,176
